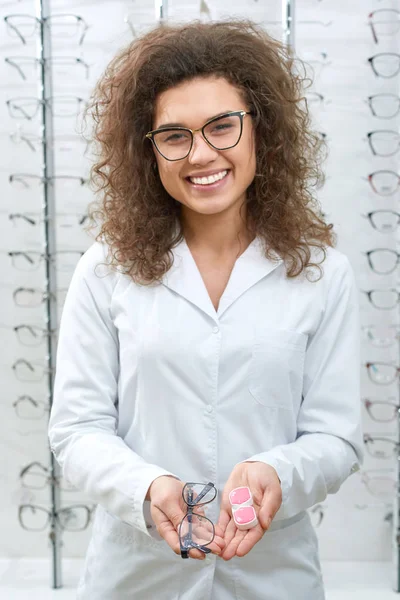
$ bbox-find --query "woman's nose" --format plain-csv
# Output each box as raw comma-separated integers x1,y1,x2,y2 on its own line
187,132,219,164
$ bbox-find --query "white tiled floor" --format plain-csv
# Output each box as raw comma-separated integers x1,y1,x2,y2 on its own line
0,559,399,599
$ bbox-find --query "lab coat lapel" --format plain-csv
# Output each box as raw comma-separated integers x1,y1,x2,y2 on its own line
161,237,283,320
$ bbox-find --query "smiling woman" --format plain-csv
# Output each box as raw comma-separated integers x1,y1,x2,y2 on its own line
49,18,362,600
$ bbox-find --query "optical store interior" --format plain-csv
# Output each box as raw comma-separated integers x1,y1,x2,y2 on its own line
1,0,400,599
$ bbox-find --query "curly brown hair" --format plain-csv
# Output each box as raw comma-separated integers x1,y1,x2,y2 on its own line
84,18,335,284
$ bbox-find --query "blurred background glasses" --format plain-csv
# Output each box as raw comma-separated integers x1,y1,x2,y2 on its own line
7,96,86,120
146,111,254,161
12,358,53,382
11,324,57,347
360,469,397,498
13,395,49,420
362,324,400,347
364,249,400,275
368,53,400,78
179,482,216,559
5,56,90,81
9,212,88,229
368,10,400,44
8,250,83,271
304,92,331,109
4,14,89,45
12,286,68,307
9,173,88,190
367,131,400,156
18,504,92,531
20,461,76,492
362,210,400,233
363,434,399,459
365,362,400,385
362,289,400,310
367,171,400,196
366,94,400,119
309,504,325,528
363,398,400,421
9,128,88,154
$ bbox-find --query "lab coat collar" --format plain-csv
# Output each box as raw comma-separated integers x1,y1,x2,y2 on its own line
161,236,283,321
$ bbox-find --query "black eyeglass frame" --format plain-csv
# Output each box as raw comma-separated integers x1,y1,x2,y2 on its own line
145,110,255,161
178,481,217,559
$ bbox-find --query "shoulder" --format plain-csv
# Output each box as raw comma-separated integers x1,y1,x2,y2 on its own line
72,241,119,293
308,244,354,283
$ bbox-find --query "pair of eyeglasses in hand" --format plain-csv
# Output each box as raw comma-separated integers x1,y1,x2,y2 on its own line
179,482,217,559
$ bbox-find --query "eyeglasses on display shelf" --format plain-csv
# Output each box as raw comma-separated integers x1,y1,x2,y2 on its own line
7,250,84,272
363,398,400,422
362,289,400,310
11,358,54,383
6,96,86,120
5,56,90,81
19,462,76,492
9,212,89,229
366,94,400,119
18,504,94,532
366,171,400,196
365,362,400,385
9,127,89,154
12,324,58,347
4,13,89,45
368,53,400,78
360,469,397,498
13,395,50,420
366,131,400,157
362,211,400,233
362,325,400,347
363,433,400,459
368,9,400,44
304,92,331,109
12,286,68,308
9,173,88,190
364,249,400,275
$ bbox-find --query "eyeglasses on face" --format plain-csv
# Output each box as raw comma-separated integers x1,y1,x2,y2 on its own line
362,210,400,233
179,482,217,559
146,110,254,161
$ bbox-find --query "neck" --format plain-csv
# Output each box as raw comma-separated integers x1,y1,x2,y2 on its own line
181,206,254,256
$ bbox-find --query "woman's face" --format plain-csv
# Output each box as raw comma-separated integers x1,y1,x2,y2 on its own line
151,76,256,219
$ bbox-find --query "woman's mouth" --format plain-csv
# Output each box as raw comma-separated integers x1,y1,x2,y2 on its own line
185,169,231,191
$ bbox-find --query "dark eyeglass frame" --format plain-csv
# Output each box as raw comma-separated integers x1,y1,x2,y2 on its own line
362,210,400,232
368,53,400,78
367,94,400,119
179,481,216,559
368,9,400,44
367,130,400,156
145,110,255,161
367,170,400,196
365,248,400,275
362,289,400,310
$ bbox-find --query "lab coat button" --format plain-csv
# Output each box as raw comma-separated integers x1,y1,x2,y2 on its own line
350,463,360,474
212,326,219,334
206,405,213,413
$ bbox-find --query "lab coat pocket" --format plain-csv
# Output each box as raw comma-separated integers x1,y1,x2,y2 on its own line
248,328,307,409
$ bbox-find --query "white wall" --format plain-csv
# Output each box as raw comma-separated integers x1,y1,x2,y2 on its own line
0,0,398,564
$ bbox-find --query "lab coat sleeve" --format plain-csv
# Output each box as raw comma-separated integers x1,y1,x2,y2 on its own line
242,253,364,521
48,244,179,538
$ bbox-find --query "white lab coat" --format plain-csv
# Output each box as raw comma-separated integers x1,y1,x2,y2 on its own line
48,236,363,600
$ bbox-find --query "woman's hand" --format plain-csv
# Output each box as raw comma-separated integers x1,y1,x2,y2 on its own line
148,475,225,560
216,462,282,560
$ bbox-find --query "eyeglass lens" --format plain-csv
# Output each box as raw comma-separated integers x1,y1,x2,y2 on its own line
153,114,243,160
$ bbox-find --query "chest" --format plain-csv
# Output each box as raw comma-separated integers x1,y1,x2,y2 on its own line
189,254,236,311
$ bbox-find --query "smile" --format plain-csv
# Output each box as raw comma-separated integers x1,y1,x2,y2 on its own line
188,170,229,185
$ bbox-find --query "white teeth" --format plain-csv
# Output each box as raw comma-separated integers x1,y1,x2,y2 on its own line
189,170,228,185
